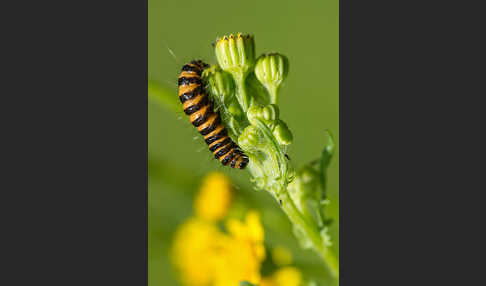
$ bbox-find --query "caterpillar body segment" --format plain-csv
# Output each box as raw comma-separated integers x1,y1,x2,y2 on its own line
177,60,249,169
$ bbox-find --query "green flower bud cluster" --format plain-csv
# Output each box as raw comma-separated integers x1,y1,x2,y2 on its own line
246,104,292,146
206,33,294,192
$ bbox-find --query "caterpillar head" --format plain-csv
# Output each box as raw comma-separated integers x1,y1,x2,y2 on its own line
190,60,209,70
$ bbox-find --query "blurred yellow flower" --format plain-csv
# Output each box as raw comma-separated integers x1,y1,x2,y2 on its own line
260,267,303,286
213,211,266,286
172,172,303,286
172,212,265,286
194,172,233,221
226,211,266,262
271,245,293,267
171,218,224,286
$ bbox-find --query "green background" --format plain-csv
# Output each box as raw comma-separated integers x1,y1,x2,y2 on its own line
148,0,339,285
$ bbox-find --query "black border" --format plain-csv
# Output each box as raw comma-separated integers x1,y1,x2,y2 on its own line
3,0,148,284
339,0,481,284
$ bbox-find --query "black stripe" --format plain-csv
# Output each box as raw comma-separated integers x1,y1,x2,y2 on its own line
183,95,208,115
179,86,202,103
204,128,228,145
238,157,249,169
214,142,234,159
199,115,221,136
221,151,236,166
181,64,202,75
209,137,231,152
190,60,209,69
233,148,246,158
191,105,212,127
178,76,202,86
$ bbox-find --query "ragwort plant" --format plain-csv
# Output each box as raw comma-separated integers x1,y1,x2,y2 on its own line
150,33,338,279
203,33,338,278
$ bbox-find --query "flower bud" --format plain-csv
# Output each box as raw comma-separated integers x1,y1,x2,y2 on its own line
238,125,260,151
215,33,255,77
246,105,263,125
204,66,234,104
262,104,279,123
247,104,280,127
273,120,293,145
254,53,289,103
228,100,243,119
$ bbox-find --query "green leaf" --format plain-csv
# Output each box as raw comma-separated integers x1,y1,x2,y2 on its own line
148,79,179,112
319,130,335,199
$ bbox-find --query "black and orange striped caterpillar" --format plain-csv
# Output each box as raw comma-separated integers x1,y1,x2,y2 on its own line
177,60,249,169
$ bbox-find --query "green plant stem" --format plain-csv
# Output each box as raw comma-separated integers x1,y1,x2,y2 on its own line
252,119,339,279
235,73,250,112
279,189,339,279
267,85,279,104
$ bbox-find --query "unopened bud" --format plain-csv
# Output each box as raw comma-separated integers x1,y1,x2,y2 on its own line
262,104,279,123
273,120,293,145
254,53,289,103
215,33,256,77
247,104,280,127
238,125,260,151
204,66,234,104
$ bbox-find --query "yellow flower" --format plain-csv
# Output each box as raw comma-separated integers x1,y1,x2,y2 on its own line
171,209,266,286
260,267,303,286
171,218,223,286
194,172,233,221
172,172,303,286
212,211,266,286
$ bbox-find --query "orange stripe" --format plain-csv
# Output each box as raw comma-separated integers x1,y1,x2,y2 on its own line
234,156,244,169
203,124,224,140
182,93,206,110
179,72,199,78
219,149,235,163
189,104,210,123
212,141,232,156
197,113,217,132
178,84,200,96
208,135,228,149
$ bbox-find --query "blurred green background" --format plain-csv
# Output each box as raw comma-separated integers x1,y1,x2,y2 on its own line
148,0,338,285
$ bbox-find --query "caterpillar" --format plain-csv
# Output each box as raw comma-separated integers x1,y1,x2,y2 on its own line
177,60,249,169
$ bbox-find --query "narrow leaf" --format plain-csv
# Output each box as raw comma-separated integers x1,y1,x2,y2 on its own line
148,79,179,112
319,130,335,199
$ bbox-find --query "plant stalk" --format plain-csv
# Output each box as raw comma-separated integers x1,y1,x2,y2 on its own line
235,73,250,112
279,189,339,279
267,84,279,104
